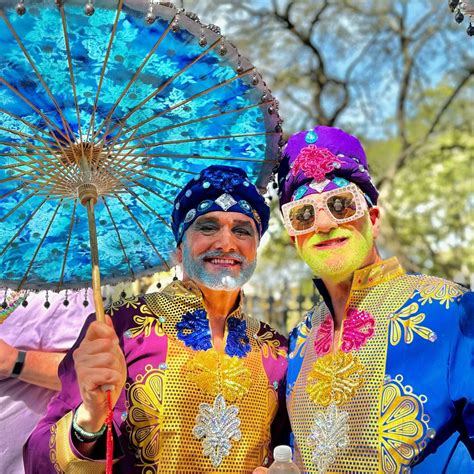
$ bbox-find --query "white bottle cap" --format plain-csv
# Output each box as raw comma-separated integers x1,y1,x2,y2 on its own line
274,445,293,462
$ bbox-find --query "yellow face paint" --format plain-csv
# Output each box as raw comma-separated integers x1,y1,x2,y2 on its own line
296,214,374,283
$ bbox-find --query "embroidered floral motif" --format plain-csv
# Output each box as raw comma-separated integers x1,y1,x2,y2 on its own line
126,365,166,465
289,312,312,359
193,394,242,468
417,280,465,309
340,308,375,352
379,376,430,474
129,304,165,338
186,349,251,402
307,402,349,474
306,352,365,407
291,145,342,182
176,309,212,351
254,325,287,359
226,317,251,357
388,302,433,345
314,314,333,356
200,167,245,193
106,294,140,316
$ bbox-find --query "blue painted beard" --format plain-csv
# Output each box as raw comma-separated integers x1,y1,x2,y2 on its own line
181,240,257,291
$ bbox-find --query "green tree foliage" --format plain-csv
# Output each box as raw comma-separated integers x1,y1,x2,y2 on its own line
183,0,473,288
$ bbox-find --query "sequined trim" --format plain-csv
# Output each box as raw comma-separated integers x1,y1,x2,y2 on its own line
340,308,375,352
226,317,251,357
307,403,349,474
306,352,365,407
176,309,212,351
352,257,405,290
193,394,242,467
186,349,251,402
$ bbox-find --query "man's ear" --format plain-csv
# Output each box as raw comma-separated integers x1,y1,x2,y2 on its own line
368,207,380,239
176,243,183,264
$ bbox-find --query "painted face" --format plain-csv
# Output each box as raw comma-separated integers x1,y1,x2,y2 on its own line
180,211,258,291
293,191,377,283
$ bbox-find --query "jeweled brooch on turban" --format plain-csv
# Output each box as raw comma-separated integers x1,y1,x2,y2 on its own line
291,145,342,182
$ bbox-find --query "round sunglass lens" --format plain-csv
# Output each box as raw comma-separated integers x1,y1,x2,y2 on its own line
289,204,315,231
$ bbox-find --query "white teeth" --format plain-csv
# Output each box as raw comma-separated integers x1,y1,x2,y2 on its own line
209,258,239,265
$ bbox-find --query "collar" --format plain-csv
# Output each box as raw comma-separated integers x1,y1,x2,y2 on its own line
313,257,405,314
161,279,245,320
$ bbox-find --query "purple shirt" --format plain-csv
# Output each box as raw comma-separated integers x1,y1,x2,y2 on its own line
24,282,289,473
0,289,92,474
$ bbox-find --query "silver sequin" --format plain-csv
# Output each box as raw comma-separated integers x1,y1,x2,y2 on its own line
307,403,349,474
193,394,241,467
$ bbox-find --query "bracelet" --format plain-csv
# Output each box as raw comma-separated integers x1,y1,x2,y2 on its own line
72,409,106,443
10,350,26,378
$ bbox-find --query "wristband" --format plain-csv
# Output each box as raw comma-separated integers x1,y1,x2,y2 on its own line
72,409,106,442
10,350,26,378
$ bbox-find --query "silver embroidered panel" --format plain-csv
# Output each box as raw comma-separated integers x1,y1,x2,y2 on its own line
306,402,349,474
193,394,242,467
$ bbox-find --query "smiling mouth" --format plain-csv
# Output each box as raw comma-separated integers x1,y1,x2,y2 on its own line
203,257,242,267
314,237,348,249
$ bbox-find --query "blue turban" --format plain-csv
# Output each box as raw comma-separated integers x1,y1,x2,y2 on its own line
171,165,270,244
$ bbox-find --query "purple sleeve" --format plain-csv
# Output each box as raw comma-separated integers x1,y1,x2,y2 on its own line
23,314,95,473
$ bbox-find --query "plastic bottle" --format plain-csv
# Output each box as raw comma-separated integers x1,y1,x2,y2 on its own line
268,445,301,473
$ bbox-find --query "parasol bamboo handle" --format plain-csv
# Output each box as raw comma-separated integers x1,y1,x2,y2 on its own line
84,197,112,395
84,196,105,322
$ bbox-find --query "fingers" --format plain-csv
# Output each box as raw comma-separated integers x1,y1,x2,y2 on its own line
83,320,118,344
78,367,125,391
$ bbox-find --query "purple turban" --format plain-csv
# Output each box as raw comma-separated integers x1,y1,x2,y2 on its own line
278,125,379,207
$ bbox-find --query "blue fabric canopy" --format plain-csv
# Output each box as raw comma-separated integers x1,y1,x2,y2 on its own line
0,0,282,290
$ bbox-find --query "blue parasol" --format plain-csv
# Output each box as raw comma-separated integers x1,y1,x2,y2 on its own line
0,0,283,320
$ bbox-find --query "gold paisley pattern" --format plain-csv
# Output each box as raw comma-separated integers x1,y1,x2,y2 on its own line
306,352,365,407
107,294,140,316
186,349,252,402
48,424,62,473
417,280,465,309
254,329,287,359
290,316,311,360
388,302,433,345
379,377,430,473
129,304,165,338
126,365,166,466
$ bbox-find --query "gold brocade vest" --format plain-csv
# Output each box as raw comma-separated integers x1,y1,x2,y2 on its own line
288,258,426,473
124,281,282,473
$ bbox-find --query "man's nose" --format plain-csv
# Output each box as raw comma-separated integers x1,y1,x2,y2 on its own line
213,227,236,253
313,208,337,233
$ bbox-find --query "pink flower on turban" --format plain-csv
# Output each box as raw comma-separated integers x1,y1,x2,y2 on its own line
291,145,342,182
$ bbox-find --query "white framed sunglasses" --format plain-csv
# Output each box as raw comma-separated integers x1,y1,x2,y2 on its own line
281,184,368,236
